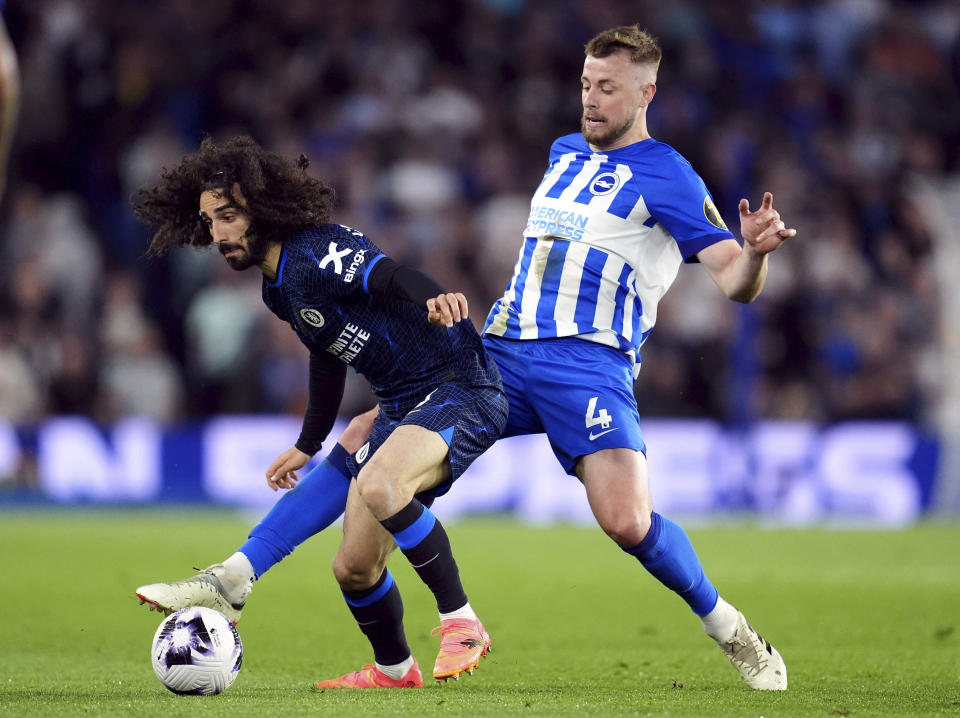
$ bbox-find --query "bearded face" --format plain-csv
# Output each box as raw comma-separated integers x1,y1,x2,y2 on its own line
580,51,654,151
198,187,268,271
217,226,270,271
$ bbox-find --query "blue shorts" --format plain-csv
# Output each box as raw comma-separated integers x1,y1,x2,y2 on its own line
346,353,508,500
483,335,645,476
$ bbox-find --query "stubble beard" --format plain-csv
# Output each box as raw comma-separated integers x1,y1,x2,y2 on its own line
580,112,635,150
220,231,269,271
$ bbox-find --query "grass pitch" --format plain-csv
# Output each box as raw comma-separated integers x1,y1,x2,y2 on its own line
0,510,957,717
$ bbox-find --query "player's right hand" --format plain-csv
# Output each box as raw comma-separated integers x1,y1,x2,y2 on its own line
427,292,469,327
266,446,311,491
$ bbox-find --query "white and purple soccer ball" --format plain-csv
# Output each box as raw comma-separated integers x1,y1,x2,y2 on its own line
151,606,243,695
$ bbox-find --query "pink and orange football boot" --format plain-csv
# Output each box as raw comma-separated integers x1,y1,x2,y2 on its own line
314,659,423,689
431,617,492,682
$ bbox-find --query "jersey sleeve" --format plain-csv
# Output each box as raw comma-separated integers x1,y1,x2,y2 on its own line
366,257,446,305
643,153,734,262
302,224,385,299
294,352,347,455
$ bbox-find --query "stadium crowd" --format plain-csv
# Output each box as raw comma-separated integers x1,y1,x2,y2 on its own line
0,0,957,432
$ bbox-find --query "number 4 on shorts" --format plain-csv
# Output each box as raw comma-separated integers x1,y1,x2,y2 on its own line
585,396,612,430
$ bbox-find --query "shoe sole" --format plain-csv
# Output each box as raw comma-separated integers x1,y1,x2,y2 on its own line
136,593,173,615
135,592,240,626
312,681,423,690
434,642,491,682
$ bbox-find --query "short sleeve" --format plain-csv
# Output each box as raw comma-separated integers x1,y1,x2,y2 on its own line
302,225,385,299
642,153,734,262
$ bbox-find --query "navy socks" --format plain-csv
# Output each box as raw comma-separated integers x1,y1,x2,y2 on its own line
342,569,410,665
379,500,468,614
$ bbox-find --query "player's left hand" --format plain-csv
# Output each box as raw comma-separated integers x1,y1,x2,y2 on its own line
739,192,797,256
427,292,469,327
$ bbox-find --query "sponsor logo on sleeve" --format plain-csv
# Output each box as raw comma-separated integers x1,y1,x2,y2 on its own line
317,242,367,282
703,196,728,230
299,308,325,328
343,249,367,283
318,242,352,274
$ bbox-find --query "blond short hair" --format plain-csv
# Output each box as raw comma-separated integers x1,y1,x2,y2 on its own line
584,25,661,69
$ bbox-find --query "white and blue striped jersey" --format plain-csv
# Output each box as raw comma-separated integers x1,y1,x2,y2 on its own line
482,133,733,374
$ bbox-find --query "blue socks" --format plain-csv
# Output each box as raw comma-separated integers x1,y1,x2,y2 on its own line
623,512,719,616
238,444,352,578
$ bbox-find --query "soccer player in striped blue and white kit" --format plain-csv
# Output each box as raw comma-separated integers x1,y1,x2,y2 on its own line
480,25,793,690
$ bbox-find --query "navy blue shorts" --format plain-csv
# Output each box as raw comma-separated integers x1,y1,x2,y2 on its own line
346,354,508,499
483,335,645,476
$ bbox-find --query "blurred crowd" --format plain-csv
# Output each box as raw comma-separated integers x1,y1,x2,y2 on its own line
0,0,957,429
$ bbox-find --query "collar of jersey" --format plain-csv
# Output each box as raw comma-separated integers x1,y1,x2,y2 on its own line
265,243,288,287
562,133,657,158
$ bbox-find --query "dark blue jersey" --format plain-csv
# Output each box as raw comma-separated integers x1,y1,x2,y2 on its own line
262,223,490,417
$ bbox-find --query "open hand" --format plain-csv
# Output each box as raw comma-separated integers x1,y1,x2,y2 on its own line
739,192,796,255
265,446,310,491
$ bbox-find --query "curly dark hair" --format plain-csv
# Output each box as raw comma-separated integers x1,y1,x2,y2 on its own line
132,135,336,256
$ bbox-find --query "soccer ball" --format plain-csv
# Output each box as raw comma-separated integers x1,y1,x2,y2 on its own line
151,606,243,695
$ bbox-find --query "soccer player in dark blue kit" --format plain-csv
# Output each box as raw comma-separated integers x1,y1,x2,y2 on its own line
132,136,507,687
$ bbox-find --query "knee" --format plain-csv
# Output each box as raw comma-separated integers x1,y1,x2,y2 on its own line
331,552,382,592
355,467,394,515
598,509,653,548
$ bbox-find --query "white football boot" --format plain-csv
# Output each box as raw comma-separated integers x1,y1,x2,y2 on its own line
717,611,787,690
135,564,251,625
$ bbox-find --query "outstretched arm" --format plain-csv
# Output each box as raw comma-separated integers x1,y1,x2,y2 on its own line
697,192,796,303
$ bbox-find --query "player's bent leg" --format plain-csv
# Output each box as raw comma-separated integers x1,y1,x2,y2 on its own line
357,424,491,682
376,492,490,681
582,450,719,614
330,482,419,684
581,448,786,689
579,447,653,546
314,659,423,689
354,424,449,520
333,480,398,591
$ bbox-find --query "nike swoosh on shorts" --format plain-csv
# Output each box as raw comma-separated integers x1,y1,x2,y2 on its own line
588,428,619,440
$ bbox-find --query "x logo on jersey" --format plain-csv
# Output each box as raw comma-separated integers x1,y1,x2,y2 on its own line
318,243,351,274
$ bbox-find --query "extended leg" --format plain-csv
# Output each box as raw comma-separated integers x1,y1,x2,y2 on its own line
135,410,376,623
580,448,787,690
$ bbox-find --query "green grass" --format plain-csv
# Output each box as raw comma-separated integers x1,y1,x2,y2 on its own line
0,511,957,717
